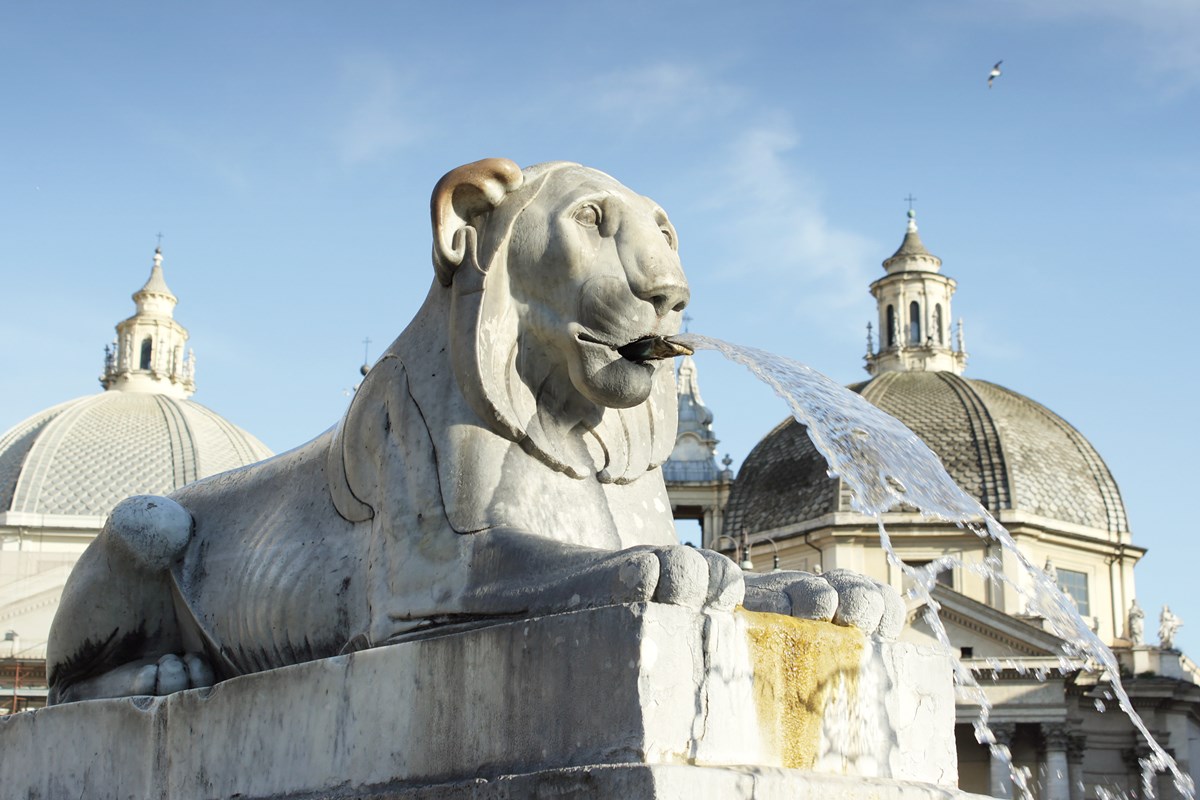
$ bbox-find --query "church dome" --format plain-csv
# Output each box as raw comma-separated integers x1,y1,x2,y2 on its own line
725,372,1128,538
0,392,271,519
0,246,272,523
727,210,1128,542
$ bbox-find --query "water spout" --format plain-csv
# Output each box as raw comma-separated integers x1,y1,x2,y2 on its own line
678,333,1194,800
616,335,694,362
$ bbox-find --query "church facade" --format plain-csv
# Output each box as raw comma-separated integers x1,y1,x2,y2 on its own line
665,212,1199,800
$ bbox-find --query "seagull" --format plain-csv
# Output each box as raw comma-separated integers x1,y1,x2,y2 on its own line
988,60,1003,89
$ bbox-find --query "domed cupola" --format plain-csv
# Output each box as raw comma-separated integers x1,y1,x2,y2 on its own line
0,246,272,525
100,247,196,398
865,210,967,376
726,210,1130,543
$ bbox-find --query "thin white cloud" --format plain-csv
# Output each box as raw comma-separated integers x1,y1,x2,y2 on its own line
589,62,744,129
335,54,424,165
128,114,252,194
709,123,878,316
1007,0,1200,93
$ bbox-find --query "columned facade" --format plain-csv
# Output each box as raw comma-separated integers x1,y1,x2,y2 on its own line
990,723,1016,799
1041,723,1071,800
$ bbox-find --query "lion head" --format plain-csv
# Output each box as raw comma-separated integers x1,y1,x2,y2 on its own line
432,158,689,484
329,159,691,524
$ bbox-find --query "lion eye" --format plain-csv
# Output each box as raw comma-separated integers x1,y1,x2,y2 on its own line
660,227,676,248
574,204,601,227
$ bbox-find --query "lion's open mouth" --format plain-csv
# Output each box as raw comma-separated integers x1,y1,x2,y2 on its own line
577,332,694,363
616,335,694,363
597,336,695,363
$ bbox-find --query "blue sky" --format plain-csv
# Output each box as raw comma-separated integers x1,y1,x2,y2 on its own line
1,2,1197,656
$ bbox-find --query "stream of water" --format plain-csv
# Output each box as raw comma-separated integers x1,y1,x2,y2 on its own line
678,333,1193,800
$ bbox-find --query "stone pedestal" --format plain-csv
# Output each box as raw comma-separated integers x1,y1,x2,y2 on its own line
0,603,967,799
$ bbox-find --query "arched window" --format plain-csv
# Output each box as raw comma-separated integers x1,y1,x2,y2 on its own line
885,305,896,347
909,301,921,344
934,304,944,344
140,337,153,370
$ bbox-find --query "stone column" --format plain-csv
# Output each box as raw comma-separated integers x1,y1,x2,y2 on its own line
989,723,1017,799
1041,724,1071,800
1066,733,1087,800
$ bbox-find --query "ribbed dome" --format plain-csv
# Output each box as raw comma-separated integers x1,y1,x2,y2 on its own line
0,392,272,518
726,371,1128,538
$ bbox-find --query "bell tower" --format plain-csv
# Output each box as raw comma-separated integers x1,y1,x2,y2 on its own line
864,209,967,376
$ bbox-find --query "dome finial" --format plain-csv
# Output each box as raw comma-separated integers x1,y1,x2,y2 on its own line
882,198,938,274
904,195,918,233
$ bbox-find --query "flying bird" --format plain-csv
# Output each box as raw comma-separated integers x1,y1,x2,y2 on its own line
988,60,1003,89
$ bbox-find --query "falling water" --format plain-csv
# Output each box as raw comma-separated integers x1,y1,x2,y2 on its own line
678,333,1194,800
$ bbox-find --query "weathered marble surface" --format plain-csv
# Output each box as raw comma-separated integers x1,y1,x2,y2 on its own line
253,768,979,800
47,159,901,704
4,603,955,799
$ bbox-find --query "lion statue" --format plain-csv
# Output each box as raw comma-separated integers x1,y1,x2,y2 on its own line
47,159,902,703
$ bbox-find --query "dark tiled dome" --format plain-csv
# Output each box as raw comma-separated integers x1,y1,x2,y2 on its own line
725,371,1128,537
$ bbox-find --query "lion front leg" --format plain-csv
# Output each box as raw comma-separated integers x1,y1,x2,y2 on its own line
741,568,905,640
459,529,745,619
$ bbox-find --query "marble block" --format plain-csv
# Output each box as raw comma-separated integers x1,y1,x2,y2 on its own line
1,603,958,799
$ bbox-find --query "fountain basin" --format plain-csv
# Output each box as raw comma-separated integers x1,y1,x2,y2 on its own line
0,603,965,798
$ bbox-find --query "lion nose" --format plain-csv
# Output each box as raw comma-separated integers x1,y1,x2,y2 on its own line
630,258,689,318
617,225,690,317
641,278,689,318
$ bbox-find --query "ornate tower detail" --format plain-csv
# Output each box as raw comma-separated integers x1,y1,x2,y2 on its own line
664,355,722,483
864,210,967,376
663,354,732,548
100,246,197,398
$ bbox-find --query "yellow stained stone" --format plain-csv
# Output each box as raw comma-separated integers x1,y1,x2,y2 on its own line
739,609,863,770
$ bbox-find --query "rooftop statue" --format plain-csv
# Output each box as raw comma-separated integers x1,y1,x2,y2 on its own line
46,159,901,703
1160,604,1182,650
1128,598,1145,646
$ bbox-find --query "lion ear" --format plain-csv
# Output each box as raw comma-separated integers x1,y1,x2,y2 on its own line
431,158,524,286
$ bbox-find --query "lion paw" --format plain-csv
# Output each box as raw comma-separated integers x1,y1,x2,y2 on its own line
465,533,745,619
743,568,904,640
59,653,216,702
576,544,744,612
642,544,744,611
